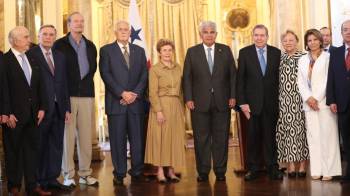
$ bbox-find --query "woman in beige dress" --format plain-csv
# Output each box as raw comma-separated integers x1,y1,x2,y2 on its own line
144,39,186,183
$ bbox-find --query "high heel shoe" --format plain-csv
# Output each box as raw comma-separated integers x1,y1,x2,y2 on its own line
157,176,167,184
168,175,180,183
311,176,321,180
288,172,297,178
297,171,307,178
322,176,333,181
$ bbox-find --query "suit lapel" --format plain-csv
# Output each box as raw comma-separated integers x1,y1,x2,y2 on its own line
112,43,129,70
197,45,212,77
9,50,31,86
212,44,220,75
129,44,135,71
249,45,264,76
36,47,54,76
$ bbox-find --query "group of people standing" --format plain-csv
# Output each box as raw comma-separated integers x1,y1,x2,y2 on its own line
1,10,350,196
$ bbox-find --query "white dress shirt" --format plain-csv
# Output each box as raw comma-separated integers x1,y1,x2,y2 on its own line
11,48,32,76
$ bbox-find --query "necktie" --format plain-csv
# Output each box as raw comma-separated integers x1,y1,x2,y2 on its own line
19,53,31,85
346,48,350,71
258,48,267,76
123,45,130,69
207,47,213,74
45,51,55,75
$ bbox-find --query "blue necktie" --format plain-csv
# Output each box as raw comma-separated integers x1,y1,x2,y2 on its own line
207,48,213,74
258,48,266,76
19,53,31,85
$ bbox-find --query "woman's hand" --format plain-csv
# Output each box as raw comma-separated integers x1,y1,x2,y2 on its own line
156,112,166,125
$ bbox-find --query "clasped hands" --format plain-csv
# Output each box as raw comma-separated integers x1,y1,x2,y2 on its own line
306,96,319,111
120,91,138,105
1,110,45,129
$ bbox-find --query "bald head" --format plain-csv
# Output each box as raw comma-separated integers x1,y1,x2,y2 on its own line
8,26,31,53
341,20,350,45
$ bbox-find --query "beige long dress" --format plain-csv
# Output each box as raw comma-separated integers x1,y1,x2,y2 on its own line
144,62,186,170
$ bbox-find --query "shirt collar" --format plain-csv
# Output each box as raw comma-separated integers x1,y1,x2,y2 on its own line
11,48,24,57
68,34,85,46
203,43,215,51
345,43,350,51
255,45,267,52
39,45,52,55
117,41,129,50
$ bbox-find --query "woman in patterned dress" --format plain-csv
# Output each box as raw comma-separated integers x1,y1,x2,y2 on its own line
276,30,309,178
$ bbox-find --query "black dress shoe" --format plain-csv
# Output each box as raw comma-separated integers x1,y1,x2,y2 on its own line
113,177,124,186
297,171,306,178
288,172,297,178
269,169,283,180
197,175,209,182
47,180,72,191
216,176,226,182
244,171,258,181
131,174,150,182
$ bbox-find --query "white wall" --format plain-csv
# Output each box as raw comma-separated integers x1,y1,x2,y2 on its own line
330,0,350,47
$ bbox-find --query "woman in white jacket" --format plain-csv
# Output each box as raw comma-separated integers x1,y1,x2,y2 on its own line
297,29,341,181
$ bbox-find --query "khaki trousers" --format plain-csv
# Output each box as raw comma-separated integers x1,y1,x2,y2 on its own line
62,97,95,178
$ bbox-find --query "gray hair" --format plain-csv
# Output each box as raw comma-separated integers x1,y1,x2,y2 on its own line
341,20,350,32
114,20,130,32
252,24,269,36
199,21,217,33
67,12,83,24
8,26,29,46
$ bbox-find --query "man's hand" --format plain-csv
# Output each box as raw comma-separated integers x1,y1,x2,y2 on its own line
229,98,236,108
186,101,195,110
1,115,8,124
330,104,337,113
121,91,138,104
240,104,251,120
37,110,45,125
65,112,71,123
6,114,18,129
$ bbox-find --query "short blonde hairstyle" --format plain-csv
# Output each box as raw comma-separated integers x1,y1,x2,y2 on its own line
280,30,299,42
156,39,175,53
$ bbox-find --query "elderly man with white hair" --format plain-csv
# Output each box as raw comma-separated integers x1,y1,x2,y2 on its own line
183,21,237,182
99,20,148,186
2,26,50,195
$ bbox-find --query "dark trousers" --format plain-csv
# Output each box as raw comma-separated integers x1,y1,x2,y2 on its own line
108,111,144,178
3,114,40,192
191,94,231,177
246,109,278,172
37,103,65,185
338,107,350,177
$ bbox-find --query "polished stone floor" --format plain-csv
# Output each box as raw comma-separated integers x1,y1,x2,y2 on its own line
1,147,350,196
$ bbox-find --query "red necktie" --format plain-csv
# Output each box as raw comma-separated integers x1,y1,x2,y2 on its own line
346,48,350,71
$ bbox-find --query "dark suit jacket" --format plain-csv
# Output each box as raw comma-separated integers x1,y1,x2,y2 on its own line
328,45,336,53
0,51,4,115
326,45,350,112
53,33,97,97
183,43,236,112
99,42,148,115
27,46,70,118
2,49,47,123
237,44,281,115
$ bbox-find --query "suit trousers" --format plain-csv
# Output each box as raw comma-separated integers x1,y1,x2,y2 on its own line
62,97,95,179
339,106,350,177
108,110,145,178
191,93,231,177
246,109,279,172
3,114,40,192
37,103,65,185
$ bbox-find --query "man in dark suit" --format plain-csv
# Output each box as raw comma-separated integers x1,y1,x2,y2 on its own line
27,25,71,190
0,50,5,124
237,24,283,181
183,21,236,182
99,20,148,185
320,27,336,53
326,20,350,182
53,12,98,186
2,26,50,195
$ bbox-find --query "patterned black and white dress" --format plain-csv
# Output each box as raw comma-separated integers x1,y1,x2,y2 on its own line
276,51,309,163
